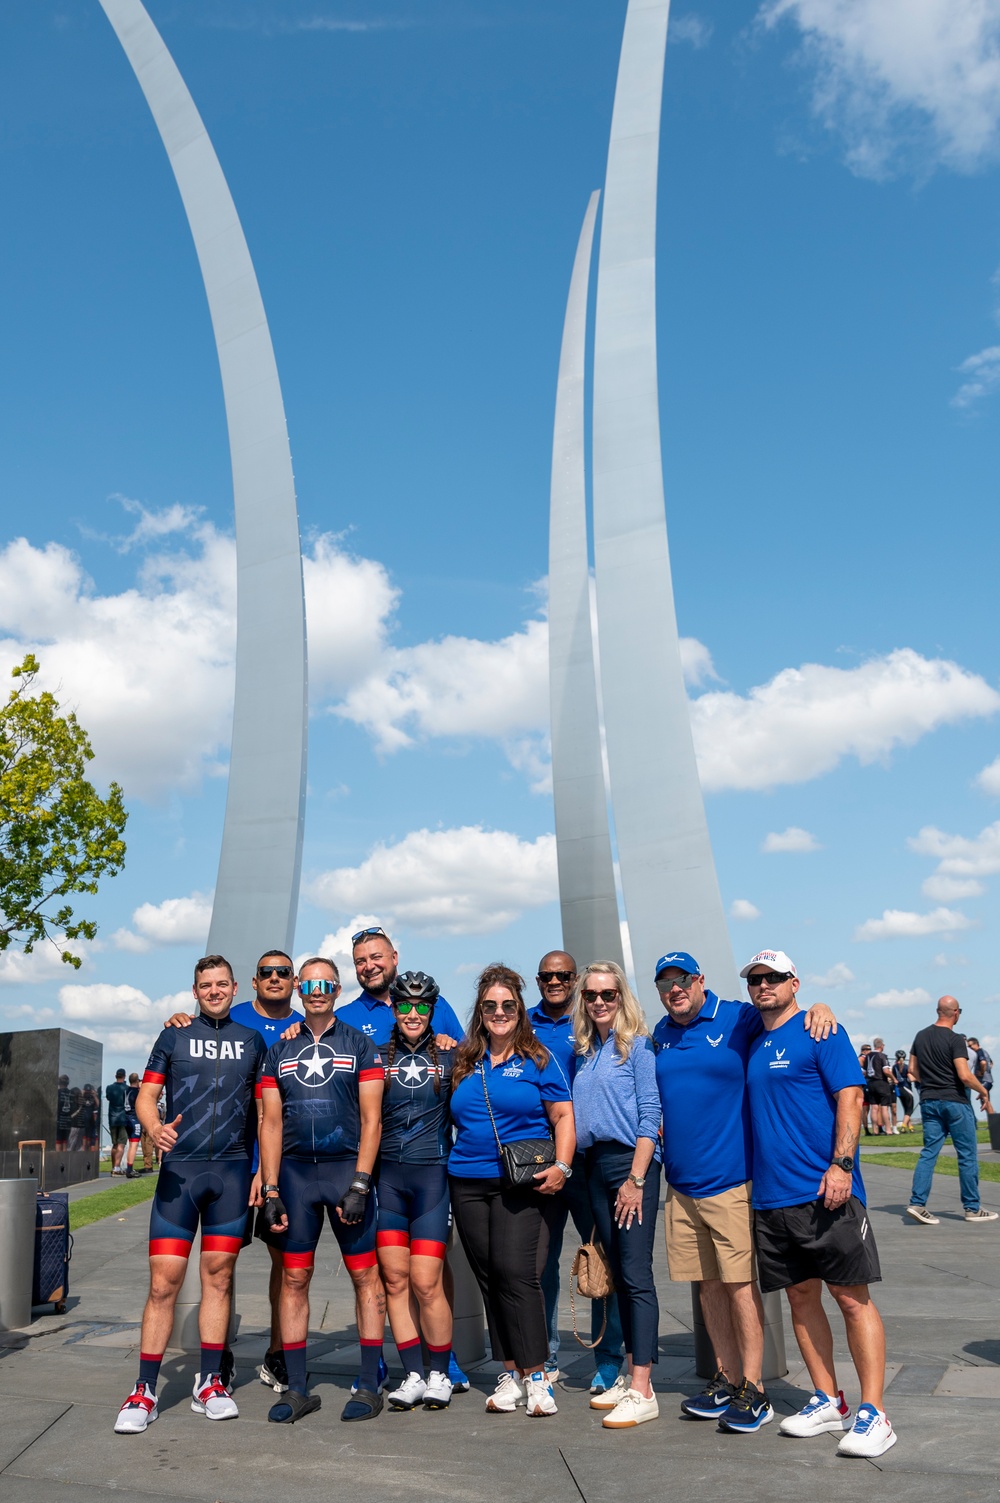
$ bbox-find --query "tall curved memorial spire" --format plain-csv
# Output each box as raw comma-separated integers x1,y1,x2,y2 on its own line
548,192,624,971
99,0,308,991
592,0,738,1002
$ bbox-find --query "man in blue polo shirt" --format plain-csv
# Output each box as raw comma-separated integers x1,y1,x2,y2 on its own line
653,948,836,1436
529,950,625,1391
337,926,464,1045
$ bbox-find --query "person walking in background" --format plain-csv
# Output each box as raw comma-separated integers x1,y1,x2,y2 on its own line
858,1046,873,1136
529,950,624,1393
893,1051,915,1132
448,964,575,1419
967,1037,993,1097
906,997,997,1226
106,1068,129,1175
124,1073,143,1178
866,1039,896,1136
572,962,661,1430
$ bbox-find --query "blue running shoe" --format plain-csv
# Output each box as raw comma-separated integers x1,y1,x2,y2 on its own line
680,1369,736,1419
351,1355,389,1396
448,1352,470,1393
590,1360,622,1395
717,1378,774,1434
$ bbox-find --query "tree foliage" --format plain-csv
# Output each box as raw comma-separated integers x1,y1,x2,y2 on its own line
0,655,127,967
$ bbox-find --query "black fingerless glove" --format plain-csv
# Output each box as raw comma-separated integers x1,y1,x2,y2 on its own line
337,1171,371,1226
263,1193,287,1230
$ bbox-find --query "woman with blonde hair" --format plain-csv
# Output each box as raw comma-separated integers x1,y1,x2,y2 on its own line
571,961,662,1429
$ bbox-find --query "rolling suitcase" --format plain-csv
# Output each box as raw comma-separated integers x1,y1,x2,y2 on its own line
33,1192,72,1312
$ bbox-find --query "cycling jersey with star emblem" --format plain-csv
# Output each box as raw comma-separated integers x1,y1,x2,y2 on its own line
259,1017,383,1161
380,1042,456,1164
142,1013,267,1161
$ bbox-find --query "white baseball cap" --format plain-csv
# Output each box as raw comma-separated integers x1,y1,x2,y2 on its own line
739,949,798,980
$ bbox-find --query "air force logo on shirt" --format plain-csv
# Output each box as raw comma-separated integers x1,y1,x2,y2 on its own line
278,1042,357,1087
706,1033,723,1048
769,1047,790,1070
188,1039,245,1060
502,1061,524,1078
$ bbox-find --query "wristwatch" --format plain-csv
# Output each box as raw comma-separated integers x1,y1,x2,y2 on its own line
261,1183,279,1196
830,1156,854,1173
554,1160,573,1179
627,1173,646,1187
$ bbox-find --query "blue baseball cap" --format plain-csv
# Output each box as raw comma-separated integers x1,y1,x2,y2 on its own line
654,951,701,980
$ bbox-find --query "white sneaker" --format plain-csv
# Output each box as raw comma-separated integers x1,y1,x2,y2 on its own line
837,1403,897,1458
602,1387,659,1428
191,1372,239,1420
114,1381,158,1434
965,1208,999,1222
423,1370,454,1409
589,1373,630,1410
486,1370,526,1413
388,1372,427,1410
524,1370,558,1417
779,1389,851,1437
906,1205,939,1226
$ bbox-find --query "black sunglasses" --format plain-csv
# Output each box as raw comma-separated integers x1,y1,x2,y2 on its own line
582,988,619,1004
746,971,791,987
258,965,292,979
396,1000,432,1016
538,969,575,983
352,925,390,945
482,1000,518,1016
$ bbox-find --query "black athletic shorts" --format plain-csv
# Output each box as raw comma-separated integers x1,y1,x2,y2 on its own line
754,1196,881,1293
867,1082,893,1106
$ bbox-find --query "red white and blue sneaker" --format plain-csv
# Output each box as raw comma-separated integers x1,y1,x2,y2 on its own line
717,1378,774,1433
681,1369,737,1420
837,1403,897,1458
191,1371,239,1420
351,1355,389,1395
780,1389,851,1437
114,1381,158,1434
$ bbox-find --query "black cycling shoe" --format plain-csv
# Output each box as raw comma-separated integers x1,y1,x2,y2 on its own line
341,1385,384,1422
268,1390,322,1424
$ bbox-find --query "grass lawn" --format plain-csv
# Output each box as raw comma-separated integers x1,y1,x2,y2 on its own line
863,1124,991,1149
70,1175,158,1231
860,1152,1000,1182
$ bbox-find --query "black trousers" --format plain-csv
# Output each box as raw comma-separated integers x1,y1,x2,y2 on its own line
450,1175,557,1372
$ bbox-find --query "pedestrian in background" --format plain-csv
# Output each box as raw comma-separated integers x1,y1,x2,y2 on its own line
105,1068,129,1175
907,997,997,1226
893,1052,914,1132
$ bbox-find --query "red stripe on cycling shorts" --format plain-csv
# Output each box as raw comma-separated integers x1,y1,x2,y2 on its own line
343,1250,378,1272
282,1251,315,1270
149,1238,193,1259
201,1235,242,1253
376,1230,410,1248
410,1239,447,1260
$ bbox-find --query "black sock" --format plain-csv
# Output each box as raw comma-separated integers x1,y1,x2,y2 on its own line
200,1341,225,1380
284,1341,308,1395
396,1336,423,1377
359,1339,383,1390
427,1341,450,1373
138,1351,162,1392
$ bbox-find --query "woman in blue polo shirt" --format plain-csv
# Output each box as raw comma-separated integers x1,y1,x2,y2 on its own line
449,963,575,1419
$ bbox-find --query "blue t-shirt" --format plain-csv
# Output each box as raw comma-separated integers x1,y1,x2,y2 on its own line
230,999,302,1049
448,1051,571,1179
336,990,465,1048
654,993,761,1198
746,1011,867,1210
528,1002,578,1084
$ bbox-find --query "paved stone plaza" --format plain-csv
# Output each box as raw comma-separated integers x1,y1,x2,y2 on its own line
2,1160,999,1502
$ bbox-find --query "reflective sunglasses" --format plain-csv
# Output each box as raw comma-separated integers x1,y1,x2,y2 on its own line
582,988,619,1004
746,971,792,987
352,925,390,945
258,965,293,979
300,979,337,996
656,972,695,992
481,1000,518,1017
538,969,575,984
395,1000,432,1016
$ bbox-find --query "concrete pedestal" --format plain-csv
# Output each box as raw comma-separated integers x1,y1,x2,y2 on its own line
691,1282,787,1381
168,1248,240,1352
0,1178,37,1331
448,1234,486,1367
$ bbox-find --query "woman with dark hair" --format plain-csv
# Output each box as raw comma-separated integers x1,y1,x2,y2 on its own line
377,971,457,1412
449,963,575,1418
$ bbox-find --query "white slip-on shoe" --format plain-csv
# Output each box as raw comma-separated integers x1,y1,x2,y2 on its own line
589,1373,630,1411
779,1389,851,1437
524,1371,558,1417
114,1382,158,1434
191,1372,239,1420
837,1404,897,1458
602,1388,659,1429
422,1370,454,1409
485,1370,526,1413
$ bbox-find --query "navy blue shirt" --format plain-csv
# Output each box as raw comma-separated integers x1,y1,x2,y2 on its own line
380,1038,455,1164
143,1013,266,1161
449,1051,571,1179
654,993,762,1199
528,1002,578,1084
746,1011,866,1210
336,990,465,1047
261,1016,383,1161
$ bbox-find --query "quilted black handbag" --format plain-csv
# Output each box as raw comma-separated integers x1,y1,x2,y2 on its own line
479,1062,555,1188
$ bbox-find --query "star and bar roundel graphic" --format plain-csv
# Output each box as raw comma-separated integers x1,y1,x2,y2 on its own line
389,1053,438,1090
278,1041,357,1088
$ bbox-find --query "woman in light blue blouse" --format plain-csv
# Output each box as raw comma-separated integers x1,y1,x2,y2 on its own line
571,961,662,1430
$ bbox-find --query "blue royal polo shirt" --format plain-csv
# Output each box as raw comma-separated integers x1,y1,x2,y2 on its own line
336,990,465,1048
654,992,763,1199
230,999,302,1049
448,1051,571,1179
746,1011,867,1211
528,1002,578,1085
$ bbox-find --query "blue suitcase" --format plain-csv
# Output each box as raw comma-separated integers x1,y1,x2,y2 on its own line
33,1192,72,1311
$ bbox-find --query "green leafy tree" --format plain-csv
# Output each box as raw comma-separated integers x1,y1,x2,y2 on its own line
0,655,127,967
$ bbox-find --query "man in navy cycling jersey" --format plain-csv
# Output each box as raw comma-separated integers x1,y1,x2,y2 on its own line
338,925,464,1046
529,949,624,1392
113,955,266,1436
653,948,835,1435
259,956,386,1424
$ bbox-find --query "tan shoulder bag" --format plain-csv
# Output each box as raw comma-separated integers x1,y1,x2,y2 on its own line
569,1231,615,1348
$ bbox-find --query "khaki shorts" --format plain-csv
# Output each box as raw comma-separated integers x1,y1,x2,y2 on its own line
664,1181,756,1283
109,1123,129,1147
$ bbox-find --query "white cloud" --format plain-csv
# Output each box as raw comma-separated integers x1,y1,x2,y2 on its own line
307,826,558,936
113,892,214,954
56,984,191,1062
807,962,856,987
730,899,761,921
670,13,714,47
953,345,1000,408
921,874,985,901
679,637,719,688
854,906,975,940
975,755,1000,794
759,0,1000,177
298,916,385,1003
909,819,1000,876
0,939,89,985
865,986,933,1008
762,826,822,853
931,951,969,967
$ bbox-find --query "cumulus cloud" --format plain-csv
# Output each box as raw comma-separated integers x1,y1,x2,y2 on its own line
865,986,933,1008
690,649,999,793
307,826,558,936
0,939,90,985
298,916,384,1003
975,755,1000,794
55,982,192,1063
759,0,1000,177
953,345,1000,408
670,13,714,47
113,892,214,954
807,962,856,987
854,906,975,940
910,820,1000,876
762,826,822,853
921,874,985,901
730,899,761,921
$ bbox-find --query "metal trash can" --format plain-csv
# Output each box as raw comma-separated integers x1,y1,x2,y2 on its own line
0,1178,38,1331
988,1112,1000,1153
691,1282,787,1381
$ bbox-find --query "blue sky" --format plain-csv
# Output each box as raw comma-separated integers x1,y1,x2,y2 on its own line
4,0,1000,1074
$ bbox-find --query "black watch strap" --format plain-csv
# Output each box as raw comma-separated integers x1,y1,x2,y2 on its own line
831,1156,854,1172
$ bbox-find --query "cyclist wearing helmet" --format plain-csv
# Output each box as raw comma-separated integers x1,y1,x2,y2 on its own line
378,972,456,1412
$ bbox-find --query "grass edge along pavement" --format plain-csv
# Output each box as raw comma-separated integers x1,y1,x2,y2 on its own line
861,1152,1000,1182
69,1175,158,1230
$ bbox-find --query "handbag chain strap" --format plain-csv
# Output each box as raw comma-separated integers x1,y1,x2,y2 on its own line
479,1061,504,1151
